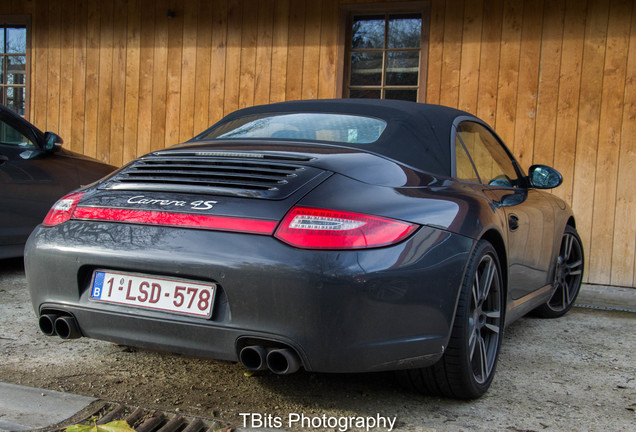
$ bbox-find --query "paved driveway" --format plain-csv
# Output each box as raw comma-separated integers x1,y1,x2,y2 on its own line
1,258,634,431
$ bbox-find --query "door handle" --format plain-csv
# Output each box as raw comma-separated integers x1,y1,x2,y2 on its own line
508,214,519,231
0,155,8,165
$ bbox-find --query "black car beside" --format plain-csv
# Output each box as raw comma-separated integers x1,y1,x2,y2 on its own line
0,104,115,258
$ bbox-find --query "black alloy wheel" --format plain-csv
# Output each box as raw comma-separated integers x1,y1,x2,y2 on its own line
397,240,504,399
534,225,584,318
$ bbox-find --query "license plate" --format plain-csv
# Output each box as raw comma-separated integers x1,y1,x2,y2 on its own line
89,270,216,319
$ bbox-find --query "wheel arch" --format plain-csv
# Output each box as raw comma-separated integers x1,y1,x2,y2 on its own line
406,228,508,398
480,229,508,306
567,216,576,228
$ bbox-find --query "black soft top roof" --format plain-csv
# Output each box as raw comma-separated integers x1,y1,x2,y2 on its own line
194,99,478,176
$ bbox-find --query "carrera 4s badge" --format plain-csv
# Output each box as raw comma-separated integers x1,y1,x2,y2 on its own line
127,195,217,210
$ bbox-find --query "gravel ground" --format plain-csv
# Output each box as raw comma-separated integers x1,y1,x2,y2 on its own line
1,257,634,431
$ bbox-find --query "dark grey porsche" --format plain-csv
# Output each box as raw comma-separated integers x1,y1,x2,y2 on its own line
26,99,584,399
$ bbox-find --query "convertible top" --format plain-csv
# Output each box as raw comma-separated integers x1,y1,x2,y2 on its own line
194,99,478,177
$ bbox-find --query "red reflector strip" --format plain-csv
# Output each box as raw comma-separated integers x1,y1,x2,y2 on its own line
72,207,277,235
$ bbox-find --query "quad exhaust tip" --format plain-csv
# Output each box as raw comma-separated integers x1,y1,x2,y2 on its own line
38,314,58,336
239,345,301,375
38,313,82,339
239,345,269,371
54,316,82,339
266,348,300,375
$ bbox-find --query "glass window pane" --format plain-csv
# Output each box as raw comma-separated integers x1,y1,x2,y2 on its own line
455,137,480,182
352,15,385,49
385,89,417,102
457,122,519,187
349,89,381,99
0,117,33,145
6,87,26,115
350,52,383,86
6,27,26,53
0,29,4,53
206,113,387,144
0,57,4,84
386,51,419,86
388,14,421,48
7,56,26,85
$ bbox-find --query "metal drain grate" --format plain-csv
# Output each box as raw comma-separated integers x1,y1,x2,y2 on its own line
33,400,231,432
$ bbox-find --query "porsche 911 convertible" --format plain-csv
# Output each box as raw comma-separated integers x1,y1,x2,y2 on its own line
26,99,584,399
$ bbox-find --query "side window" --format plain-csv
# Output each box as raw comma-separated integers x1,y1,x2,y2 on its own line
456,122,519,188
0,118,34,147
455,136,480,183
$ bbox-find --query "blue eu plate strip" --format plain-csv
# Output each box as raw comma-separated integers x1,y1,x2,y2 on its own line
91,271,105,299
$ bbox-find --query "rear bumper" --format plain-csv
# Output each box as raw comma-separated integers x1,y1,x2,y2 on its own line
26,221,473,373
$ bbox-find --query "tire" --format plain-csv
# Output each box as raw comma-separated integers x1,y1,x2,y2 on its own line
533,225,584,318
397,240,504,399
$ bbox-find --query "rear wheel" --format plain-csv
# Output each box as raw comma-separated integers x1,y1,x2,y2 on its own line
397,240,504,399
534,225,584,318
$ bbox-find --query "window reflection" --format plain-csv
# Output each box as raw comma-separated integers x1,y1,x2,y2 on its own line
6,27,26,53
0,119,34,147
386,51,419,86
0,25,27,115
349,89,382,99
347,12,422,102
351,52,383,86
388,14,421,49
385,89,417,102
206,113,388,144
7,56,25,84
456,122,520,188
352,15,385,49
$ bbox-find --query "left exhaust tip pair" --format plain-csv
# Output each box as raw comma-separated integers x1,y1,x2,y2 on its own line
38,314,82,339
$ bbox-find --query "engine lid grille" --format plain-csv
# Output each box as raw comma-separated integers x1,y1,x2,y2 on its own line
101,151,324,199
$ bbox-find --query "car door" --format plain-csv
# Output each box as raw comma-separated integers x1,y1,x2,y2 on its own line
0,111,78,249
454,121,555,300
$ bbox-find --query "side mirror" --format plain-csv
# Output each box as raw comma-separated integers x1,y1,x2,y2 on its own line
528,165,562,189
43,131,63,151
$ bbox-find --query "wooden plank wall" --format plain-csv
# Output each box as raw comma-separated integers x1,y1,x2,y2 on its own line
425,0,636,288
6,0,348,164
1,0,634,288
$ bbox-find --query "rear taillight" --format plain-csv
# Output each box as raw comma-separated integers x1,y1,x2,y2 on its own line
42,192,85,227
274,206,418,249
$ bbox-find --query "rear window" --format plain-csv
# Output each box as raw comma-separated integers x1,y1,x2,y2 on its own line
200,113,387,144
